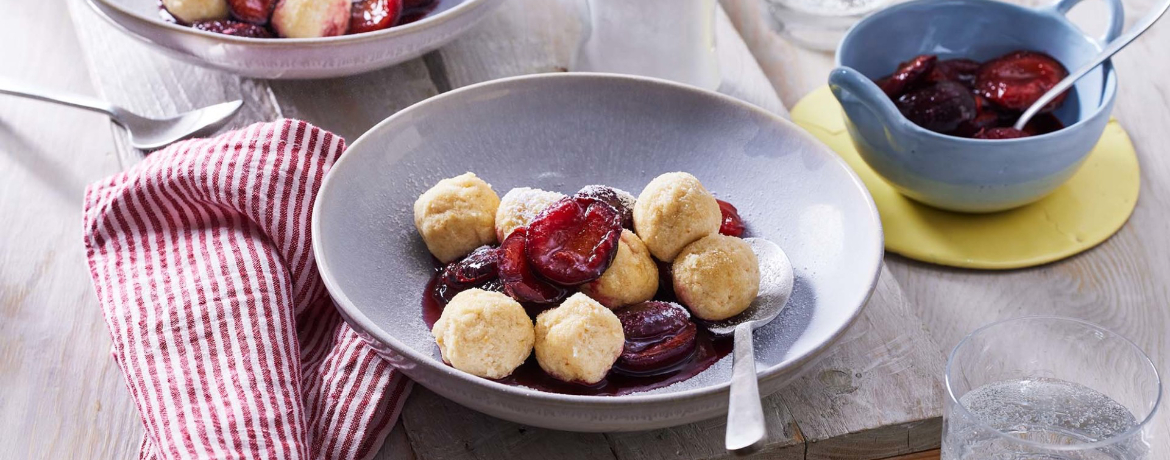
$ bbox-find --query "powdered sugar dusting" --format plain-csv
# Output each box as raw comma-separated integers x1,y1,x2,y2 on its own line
580,184,636,210
496,187,566,240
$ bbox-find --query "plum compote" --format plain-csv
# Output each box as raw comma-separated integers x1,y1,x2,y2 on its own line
419,182,754,395
873,50,1070,139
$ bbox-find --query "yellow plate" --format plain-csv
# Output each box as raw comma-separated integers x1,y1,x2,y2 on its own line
791,86,1140,270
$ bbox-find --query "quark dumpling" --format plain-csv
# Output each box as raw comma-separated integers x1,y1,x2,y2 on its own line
534,293,624,384
431,289,535,379
633,172,721,262
162,0,229,23
414,172,501,263
271,0,350,38
494,187,565,241
580,230,658,308
672,234,760,321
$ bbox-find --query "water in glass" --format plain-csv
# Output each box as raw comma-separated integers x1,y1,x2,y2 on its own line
945,377,1147,459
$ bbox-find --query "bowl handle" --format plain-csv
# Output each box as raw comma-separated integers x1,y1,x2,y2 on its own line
1047,0,1125,44
828,67,907,134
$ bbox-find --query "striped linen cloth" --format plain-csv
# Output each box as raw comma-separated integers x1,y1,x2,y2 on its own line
82,120,411,460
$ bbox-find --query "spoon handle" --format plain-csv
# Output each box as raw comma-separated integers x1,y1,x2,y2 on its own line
725,322,765,453
1015,0,1170,129
0,77,115,117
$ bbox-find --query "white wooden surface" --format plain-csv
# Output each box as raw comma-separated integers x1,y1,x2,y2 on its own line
6,0,1164,458
0,2,140,459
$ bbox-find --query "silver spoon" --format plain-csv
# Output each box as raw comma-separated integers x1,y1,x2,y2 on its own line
1014,0,1170,130
705,237,795,454
0,78,243,150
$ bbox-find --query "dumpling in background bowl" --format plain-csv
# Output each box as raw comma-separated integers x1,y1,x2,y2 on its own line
86,0,506,78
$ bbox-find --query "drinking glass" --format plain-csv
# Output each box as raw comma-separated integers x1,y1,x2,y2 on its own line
572,0,721,90
944,316,1161,459
763,0,894,51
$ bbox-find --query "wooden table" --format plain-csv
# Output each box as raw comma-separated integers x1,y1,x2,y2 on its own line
1,0,1166,458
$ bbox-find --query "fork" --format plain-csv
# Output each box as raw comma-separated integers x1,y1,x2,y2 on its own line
0,78,242,150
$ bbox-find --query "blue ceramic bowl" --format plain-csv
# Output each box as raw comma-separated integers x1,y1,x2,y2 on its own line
829,0,1122,212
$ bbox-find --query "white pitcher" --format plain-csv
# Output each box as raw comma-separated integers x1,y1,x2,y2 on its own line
572,0,721,90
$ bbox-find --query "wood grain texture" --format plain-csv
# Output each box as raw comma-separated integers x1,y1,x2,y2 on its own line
0,1,140,459
370,424,418,460
605,383,806,460
881,449,940,460
401,388,618,459
783,267,944,460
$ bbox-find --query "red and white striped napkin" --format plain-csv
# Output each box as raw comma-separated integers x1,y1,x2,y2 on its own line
82,120,411,460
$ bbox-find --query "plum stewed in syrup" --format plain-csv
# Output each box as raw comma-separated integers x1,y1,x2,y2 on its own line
874,50,1069,139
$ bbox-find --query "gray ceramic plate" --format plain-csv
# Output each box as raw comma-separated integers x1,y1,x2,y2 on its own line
312,73,884,431
87,0,504,79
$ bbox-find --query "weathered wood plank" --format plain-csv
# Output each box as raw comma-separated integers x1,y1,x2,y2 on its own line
435,0,582,85
783,267,944,460
720,0,835,109
605,397,805,460
711,8,788,116
401,387,617,460
266,61,440,142
70,0,279,165
373,423,419,460
0,1,140,459
881,449,940,460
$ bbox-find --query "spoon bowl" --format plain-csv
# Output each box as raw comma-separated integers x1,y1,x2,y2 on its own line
0,77,242,150
112,100,244,150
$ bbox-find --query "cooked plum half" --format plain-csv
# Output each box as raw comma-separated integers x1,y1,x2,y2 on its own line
525,197,623,285
613,301,698,376
976,51,1069,112
896,81,978,134
498,228,569,304
348,0,404,34
877,55,936,98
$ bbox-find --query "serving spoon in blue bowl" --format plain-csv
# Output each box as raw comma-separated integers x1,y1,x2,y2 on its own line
1014,0,1170,129
830,0,1120,212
